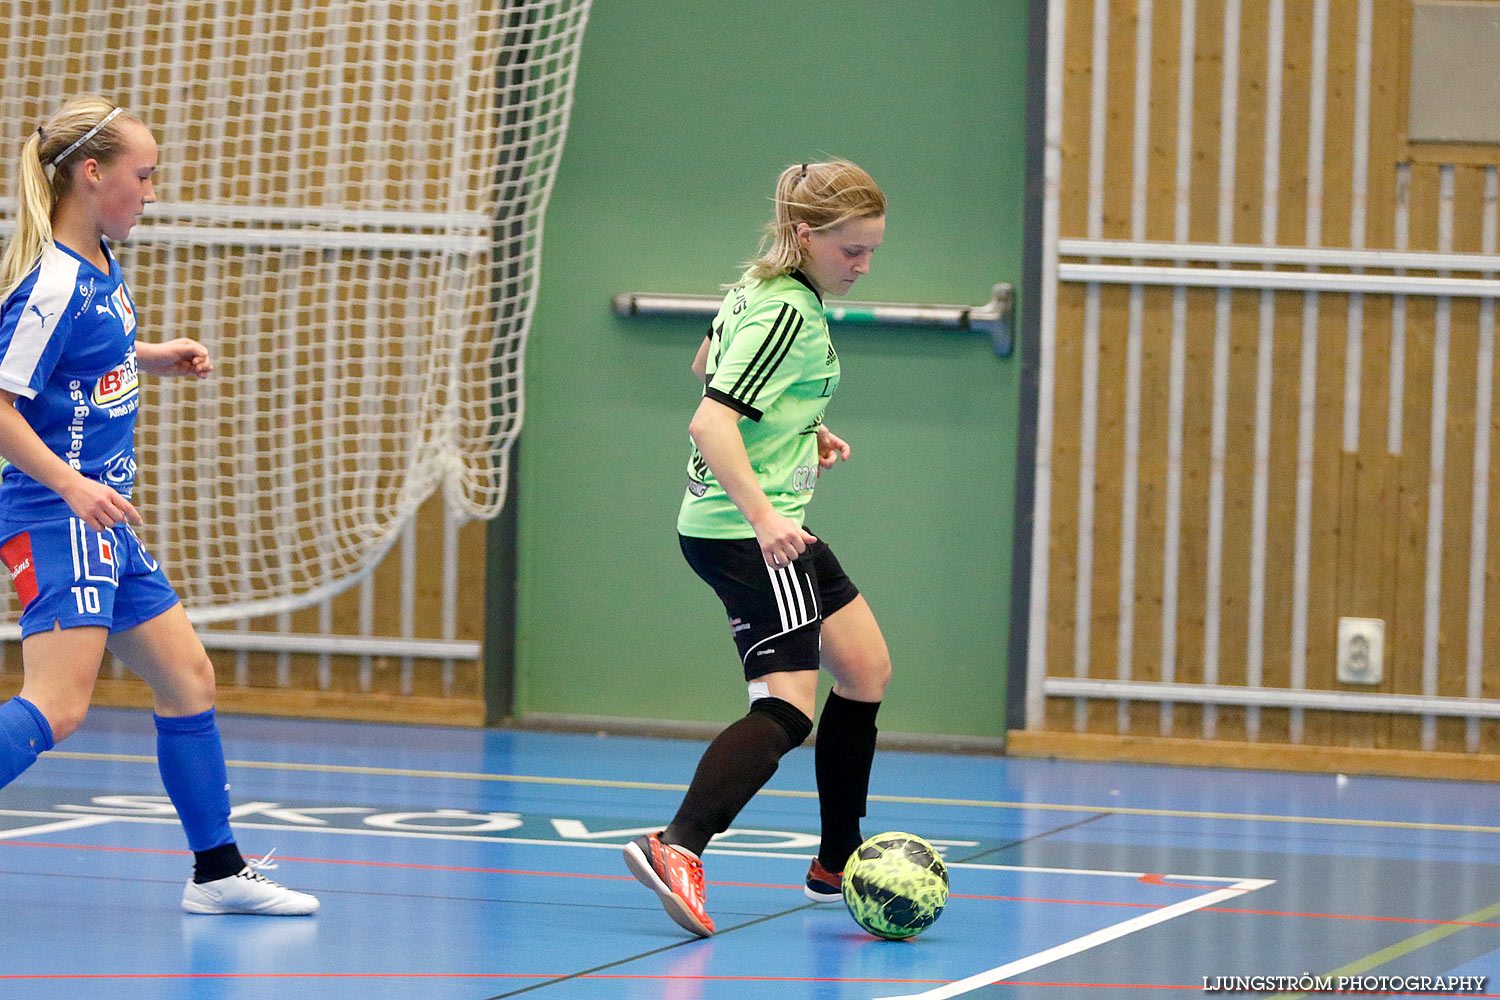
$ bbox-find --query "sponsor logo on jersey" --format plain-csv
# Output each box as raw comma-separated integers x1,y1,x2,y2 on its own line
826,344,837,365
687,476,708,498
0,533,38,609
109,286,136,335
75,278,97,316
92,348,139,408
103,451,136,487
66,380,86,469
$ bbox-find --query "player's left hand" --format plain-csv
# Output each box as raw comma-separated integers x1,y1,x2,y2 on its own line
815,425,850,473
140,338,214,378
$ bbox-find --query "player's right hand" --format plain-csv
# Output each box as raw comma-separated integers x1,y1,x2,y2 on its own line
751,511,817,569
64,477,143,531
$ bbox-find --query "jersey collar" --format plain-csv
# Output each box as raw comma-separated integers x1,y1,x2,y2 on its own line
52,239,118,281
789,269,822,304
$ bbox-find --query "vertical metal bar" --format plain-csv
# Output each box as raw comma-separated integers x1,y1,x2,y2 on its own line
356,5,394,697
358,575,375,692
1161,0,1197,735
1289,0,1330,742
1422,166,1455,750
1117,0,1154,732
1073,0,1112,732
1390,164,1411,458
275,248,297,688
1203,0,1241,740
441,504,459,696
317,598,333,691
1026,0,1068,729
1343,0,1374,454
1247,0,1286,741
1462,167,1500,751
400,517,416,696
1467,167,1498,752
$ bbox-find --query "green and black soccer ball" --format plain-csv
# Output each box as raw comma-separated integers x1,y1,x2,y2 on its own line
842,832,949,939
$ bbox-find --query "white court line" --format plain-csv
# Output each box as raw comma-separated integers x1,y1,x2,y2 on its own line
874,877,1276,1000
0,814,118,839
946,861,1252,883
0,811,1269,891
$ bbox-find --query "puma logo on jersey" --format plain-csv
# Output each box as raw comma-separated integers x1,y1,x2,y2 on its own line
28,304,53,324
96,304,113,316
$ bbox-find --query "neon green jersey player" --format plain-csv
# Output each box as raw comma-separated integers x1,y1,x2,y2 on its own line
624,160,896,939
676,269,838,538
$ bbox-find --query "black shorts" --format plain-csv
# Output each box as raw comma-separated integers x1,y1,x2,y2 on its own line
679,531,861,680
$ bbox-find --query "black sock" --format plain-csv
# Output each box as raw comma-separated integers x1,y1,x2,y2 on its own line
662,697,812,857
193,841,247,884
814,690,881,872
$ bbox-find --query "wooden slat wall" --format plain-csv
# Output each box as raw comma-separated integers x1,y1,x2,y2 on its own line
0,494,487,726
1021,0,1500,771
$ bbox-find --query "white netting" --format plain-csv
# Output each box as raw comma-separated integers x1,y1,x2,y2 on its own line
0,1,590,621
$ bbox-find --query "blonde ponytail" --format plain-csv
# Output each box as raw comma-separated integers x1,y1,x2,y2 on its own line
0,131,56,296
1,96,138,296
743,159,886,283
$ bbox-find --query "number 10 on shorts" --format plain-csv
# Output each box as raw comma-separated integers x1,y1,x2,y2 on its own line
72,586,101,614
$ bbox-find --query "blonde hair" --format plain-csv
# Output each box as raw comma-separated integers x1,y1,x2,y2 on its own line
0,96,141,295
744,159,886,282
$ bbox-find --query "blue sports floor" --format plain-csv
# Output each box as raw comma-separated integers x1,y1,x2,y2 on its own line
2,708,1499,999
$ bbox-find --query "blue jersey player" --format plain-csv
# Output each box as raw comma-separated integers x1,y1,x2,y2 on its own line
0,97,316,915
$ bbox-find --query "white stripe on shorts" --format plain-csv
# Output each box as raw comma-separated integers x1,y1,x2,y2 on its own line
741,561,822,665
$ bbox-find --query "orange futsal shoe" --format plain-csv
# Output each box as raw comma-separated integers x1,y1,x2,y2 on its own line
803,856,844,902
623,833,715,937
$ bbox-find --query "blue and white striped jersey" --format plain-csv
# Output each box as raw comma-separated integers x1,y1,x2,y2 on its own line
0,241,140,524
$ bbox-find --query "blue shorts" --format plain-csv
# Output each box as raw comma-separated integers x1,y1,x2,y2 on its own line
0,518,180,638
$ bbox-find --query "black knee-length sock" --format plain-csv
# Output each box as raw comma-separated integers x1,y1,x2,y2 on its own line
814,690,881,871
662,697,812,857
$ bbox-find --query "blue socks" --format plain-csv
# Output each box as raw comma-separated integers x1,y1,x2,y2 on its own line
154,707,235,852
0,696,54,789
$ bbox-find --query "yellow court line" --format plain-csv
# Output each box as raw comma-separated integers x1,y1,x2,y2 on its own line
46,750,1500,836
1268,897,1500,999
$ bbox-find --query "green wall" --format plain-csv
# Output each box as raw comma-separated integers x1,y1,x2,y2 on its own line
511,1,1030,737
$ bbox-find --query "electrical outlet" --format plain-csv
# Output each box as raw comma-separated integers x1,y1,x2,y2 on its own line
1336,617,1384,686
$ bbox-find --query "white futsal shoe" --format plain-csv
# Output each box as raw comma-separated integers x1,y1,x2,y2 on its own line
181,850,320,916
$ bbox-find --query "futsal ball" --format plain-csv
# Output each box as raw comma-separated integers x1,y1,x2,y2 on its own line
842,832,949,940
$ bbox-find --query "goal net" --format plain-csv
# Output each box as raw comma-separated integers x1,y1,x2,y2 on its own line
0,1,591,621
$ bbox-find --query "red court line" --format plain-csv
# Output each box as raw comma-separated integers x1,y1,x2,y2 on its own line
11,838,1498,930
7,974,1492,995
1,973,948,984
962,892,1500,928
991,985,1500,997
1138,872,1215,889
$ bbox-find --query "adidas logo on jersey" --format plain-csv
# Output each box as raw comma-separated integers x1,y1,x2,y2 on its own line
825,345,837,365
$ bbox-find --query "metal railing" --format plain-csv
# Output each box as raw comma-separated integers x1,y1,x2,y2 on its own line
612,282,1016,356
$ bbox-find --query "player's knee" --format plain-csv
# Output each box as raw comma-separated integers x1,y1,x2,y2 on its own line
41,700,88,743
750,696,814,749
181,652,217,705
839,649,891,701
154,652,217,715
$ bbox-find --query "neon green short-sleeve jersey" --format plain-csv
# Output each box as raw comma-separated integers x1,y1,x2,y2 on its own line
677,270,839,539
